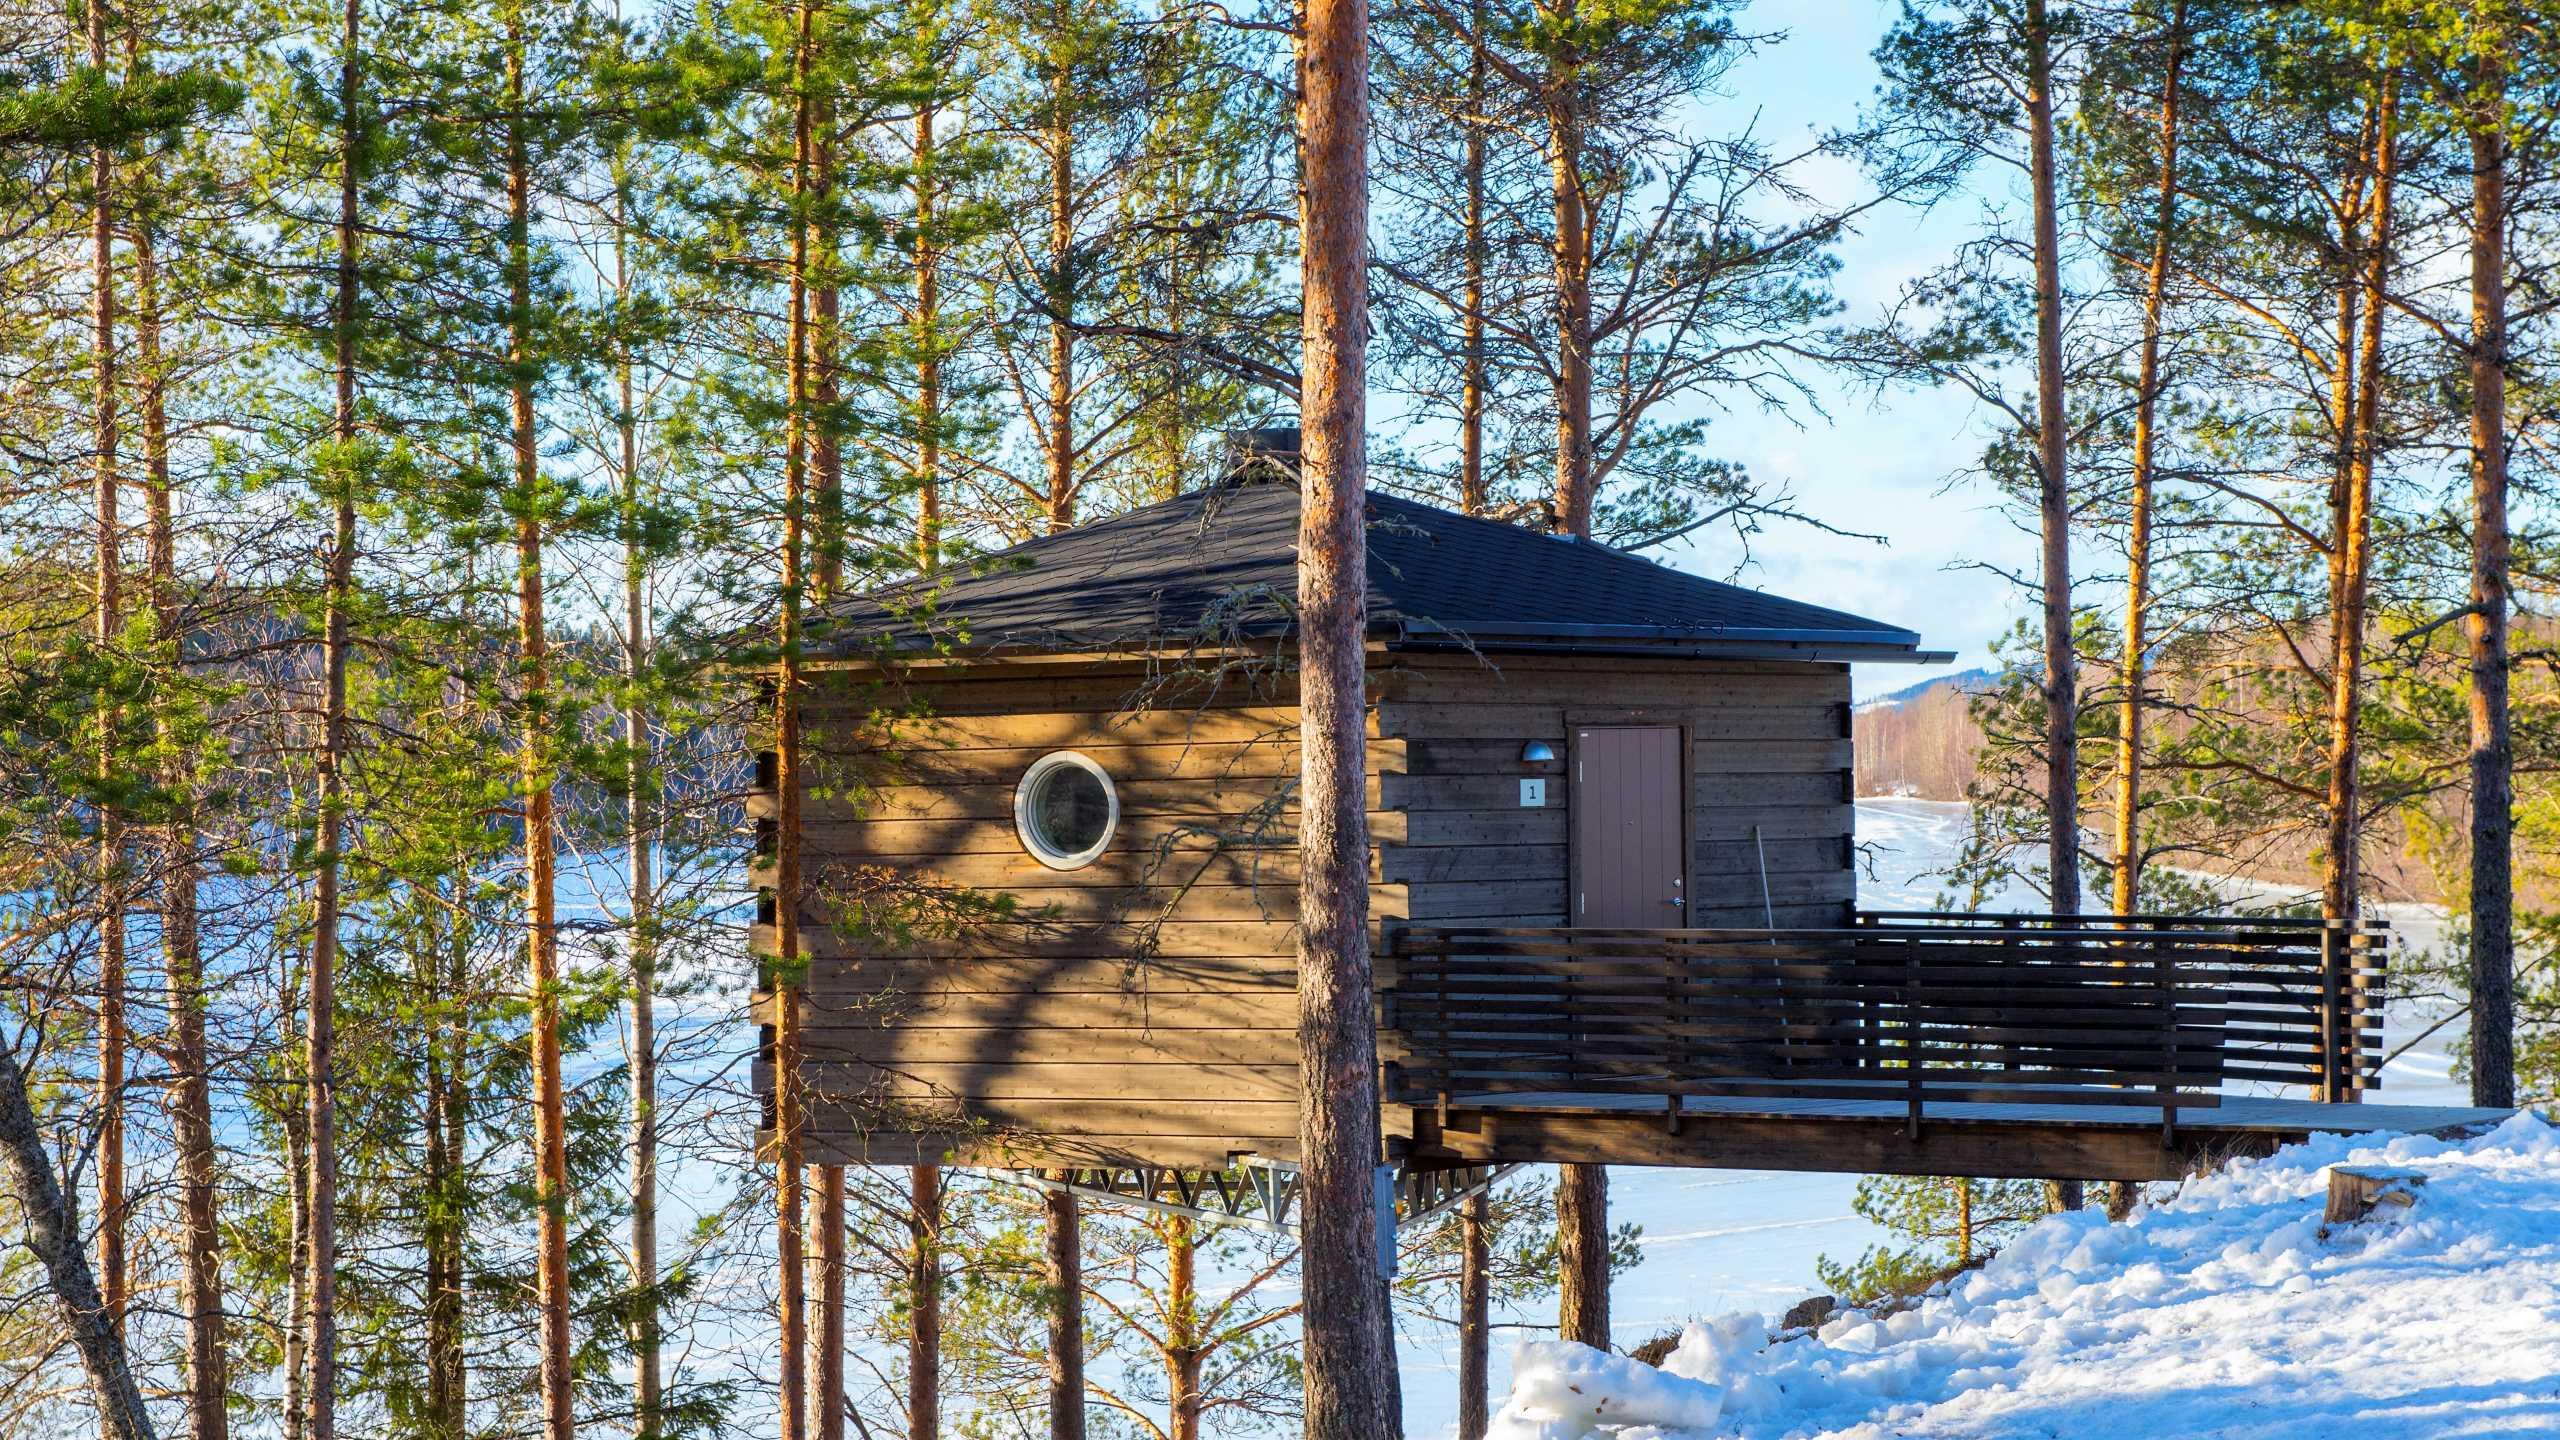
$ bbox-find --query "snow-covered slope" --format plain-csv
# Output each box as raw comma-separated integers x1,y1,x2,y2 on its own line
1489,1114,2560,1439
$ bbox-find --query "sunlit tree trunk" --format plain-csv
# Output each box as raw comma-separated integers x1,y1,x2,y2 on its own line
1164,1215,1202,1440
1457,0,1487,518
84,0,129,1376
1558,1165,1607,1347
307,0,365,1427
1457,1191,1489,1440
1542,0,1591,537
2465,31,2515,1110
1045,1178,1085,1440
505,24,576,1436
915,97,943,571
910,1166,942,1439
1045,20,1077,534
1296,0,1399,1427
134,198,228,1439
2112,0,2183,921
816,1168,844,1440
774,8,821,1436
616,142,666,1438
2024,0,2078,920
2324,83,2396,966
813,96,843,600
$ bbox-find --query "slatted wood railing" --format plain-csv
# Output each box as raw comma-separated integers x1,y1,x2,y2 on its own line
1381,913,2384,1139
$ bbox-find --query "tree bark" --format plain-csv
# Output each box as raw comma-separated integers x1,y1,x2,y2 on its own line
812,94,843,602
1457,1191,1489,1440
816,1166,844,1440
506,25,577,1438
2324,83,2397,964
133,184,228,1434
0,1038,158,1440
1296,0,1398,1428
1458,0,1487,518
2024,0,2079,916
915,97,943,572
2112,0,2183,921
617,145,665,1440
1044,1178,1085,1440
1557,1164,1607,1348
907,1165,940,1440
85,0,130,1374
1046,18,1077,535
1543,0,1592,537
774,9,819,1437
308,0,364,1428
1165,1215,1200,1440
2466,33,2515,1110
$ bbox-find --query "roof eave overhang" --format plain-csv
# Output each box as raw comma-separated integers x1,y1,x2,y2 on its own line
1381,620,1947,665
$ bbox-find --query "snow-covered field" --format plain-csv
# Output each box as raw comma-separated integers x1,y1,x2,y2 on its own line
1487,1114,2560,1439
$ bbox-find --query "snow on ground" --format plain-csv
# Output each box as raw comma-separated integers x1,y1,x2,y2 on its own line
1487,1114,2560,1440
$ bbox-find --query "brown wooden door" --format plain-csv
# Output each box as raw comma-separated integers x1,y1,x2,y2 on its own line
1573,726,1687,927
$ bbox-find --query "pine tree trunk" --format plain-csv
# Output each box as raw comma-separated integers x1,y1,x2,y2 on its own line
816,1167,844,1440
908,1166,941,1440
2113,0,2182,921
1457,1191,1489,1440
285,1097,309,1440
307,0,364,1428
1165,1215,1200,1440
422,940,462,1440
774,9,820,1436
507,29,576,1437
1557,1164,1608,1348
1296,0,1398,1428
2024,0,2078,916
2325,85,2397,977
2465,37,2515,1110
85,0,130,1372
618,154,665,1438
131,146,229,1440
812,97,843,602
0,1038,157,1440
1457,0,1487,518
915,98,943,572
1543,2,1592,538
1046,33,1076,534
1044,1178,1085,1440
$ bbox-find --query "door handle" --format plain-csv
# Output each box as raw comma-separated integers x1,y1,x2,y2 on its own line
1668,897,1685,910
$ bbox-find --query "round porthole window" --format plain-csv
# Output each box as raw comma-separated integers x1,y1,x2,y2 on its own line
1014,751,1119,870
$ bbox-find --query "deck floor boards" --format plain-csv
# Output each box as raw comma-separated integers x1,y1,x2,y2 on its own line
1442,1089,2511,1134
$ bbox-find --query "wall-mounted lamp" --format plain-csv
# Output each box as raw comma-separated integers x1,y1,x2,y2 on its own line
1520,740,1558,764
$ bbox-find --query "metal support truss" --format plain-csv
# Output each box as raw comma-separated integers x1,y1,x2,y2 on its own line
1000,1159,1521,1243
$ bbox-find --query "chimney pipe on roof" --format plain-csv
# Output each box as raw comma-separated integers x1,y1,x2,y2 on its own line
1220,425,1301,485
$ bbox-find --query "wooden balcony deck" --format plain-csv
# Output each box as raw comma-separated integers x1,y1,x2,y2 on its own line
1382,914,2510,1181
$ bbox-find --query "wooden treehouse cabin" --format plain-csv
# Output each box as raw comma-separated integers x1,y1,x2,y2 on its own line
750,436,2506,1209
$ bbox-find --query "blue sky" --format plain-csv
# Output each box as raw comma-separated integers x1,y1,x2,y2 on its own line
1647,0,2036,698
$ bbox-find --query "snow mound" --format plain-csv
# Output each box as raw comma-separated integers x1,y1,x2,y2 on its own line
1490,1113,2560,1439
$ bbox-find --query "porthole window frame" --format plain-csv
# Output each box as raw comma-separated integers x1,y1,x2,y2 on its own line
1013,750,1120,871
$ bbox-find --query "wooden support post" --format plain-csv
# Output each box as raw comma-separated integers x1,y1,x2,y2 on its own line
1904,940,1922,1140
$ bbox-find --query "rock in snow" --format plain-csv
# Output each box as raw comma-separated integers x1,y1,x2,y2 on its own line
1487,1114,2560,1439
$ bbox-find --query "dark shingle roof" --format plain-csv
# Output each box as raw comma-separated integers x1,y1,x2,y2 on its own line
812,481,1928,661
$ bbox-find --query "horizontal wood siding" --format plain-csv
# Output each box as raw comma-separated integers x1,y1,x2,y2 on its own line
1372,654,1857,932
777,662,1319,1165
767,651,1865,1166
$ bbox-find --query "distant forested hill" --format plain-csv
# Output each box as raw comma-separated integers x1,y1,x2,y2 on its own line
1852,669,1990,800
